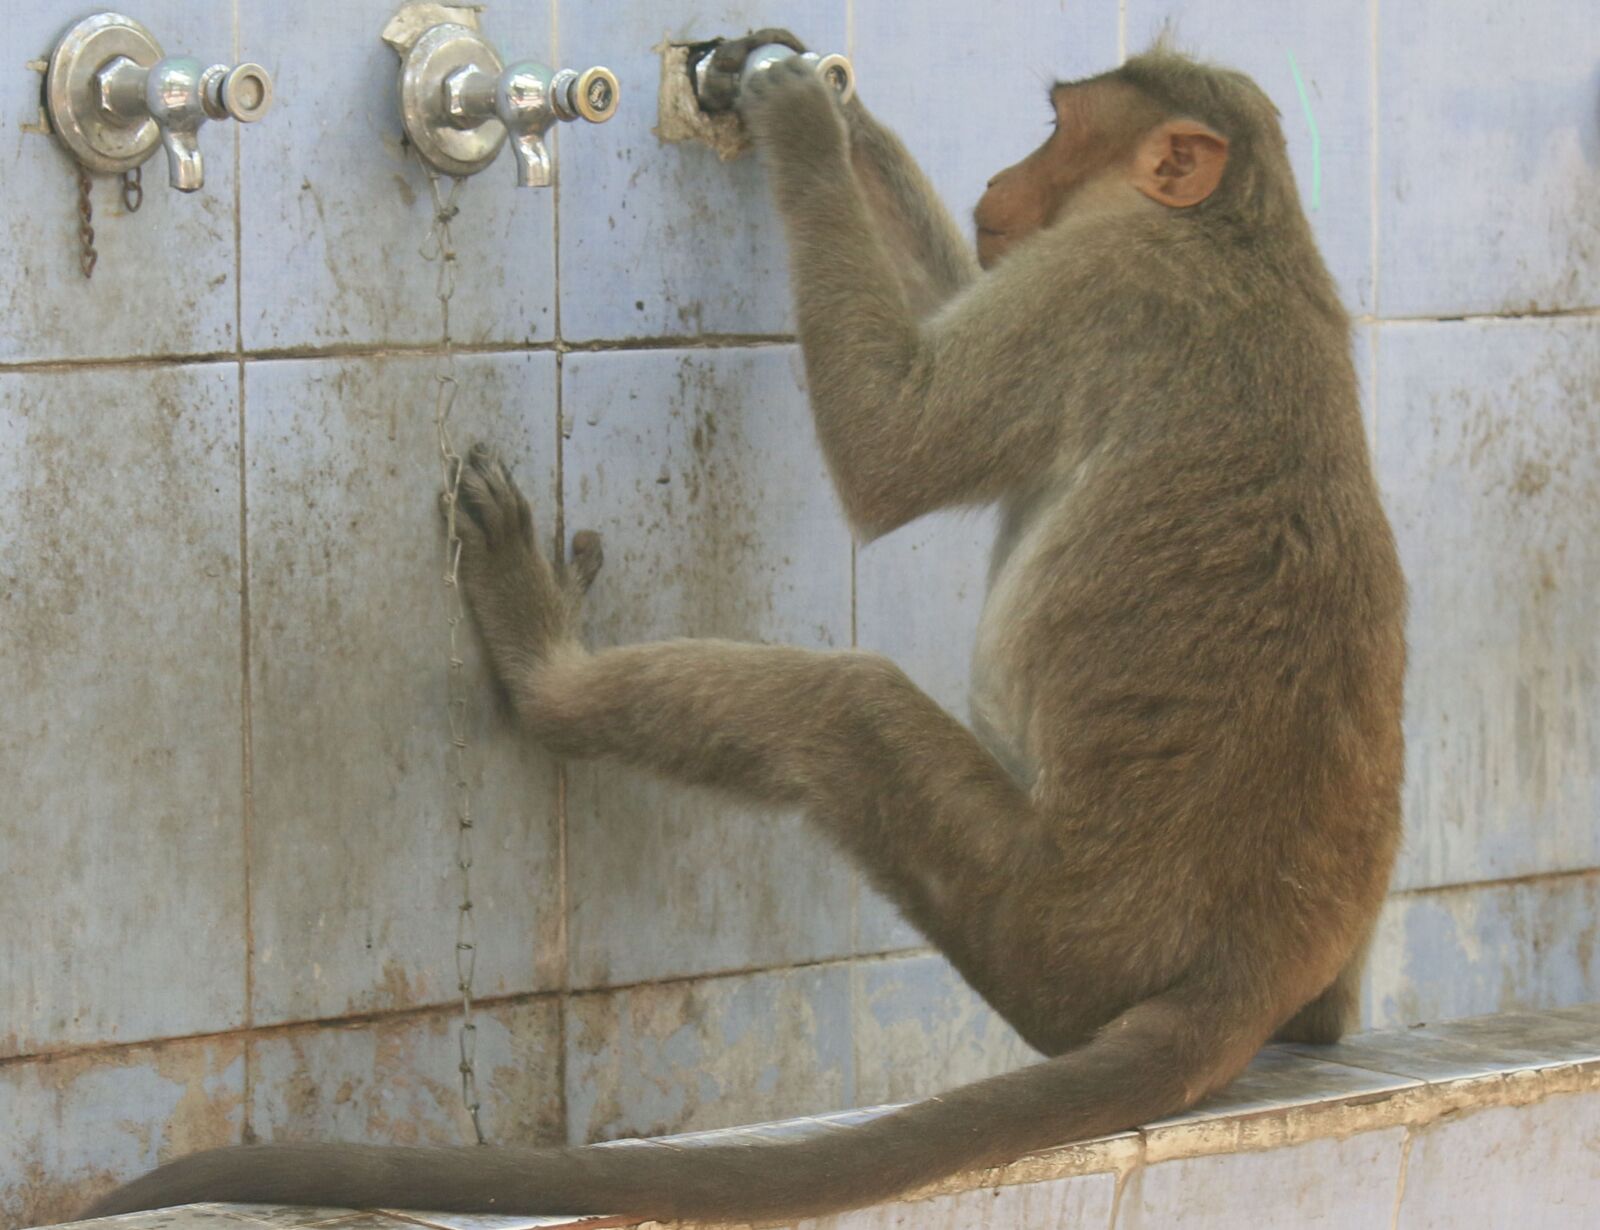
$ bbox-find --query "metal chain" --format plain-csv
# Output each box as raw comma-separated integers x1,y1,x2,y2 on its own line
421,166,487,1146
75,168,97,279
120,166,143,213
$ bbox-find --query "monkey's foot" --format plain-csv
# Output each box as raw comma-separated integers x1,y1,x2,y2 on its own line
451,443,601,676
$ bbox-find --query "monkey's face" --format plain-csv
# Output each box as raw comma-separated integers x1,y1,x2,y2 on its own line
973,82,1141,269
974,139,1061,270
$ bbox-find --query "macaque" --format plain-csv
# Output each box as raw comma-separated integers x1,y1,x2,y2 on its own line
90,34,1404,1226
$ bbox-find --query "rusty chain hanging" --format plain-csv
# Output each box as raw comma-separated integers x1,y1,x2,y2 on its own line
421,165,488,1146
75,168,97,279
72,166,143,280
120,166,143,213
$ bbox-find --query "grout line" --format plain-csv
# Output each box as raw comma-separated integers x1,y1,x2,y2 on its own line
231,0,257,1148
1361,306,1600,326
1369,0,1381,321
1368,315,1381,457
1388,1128,1413,1229
1390,865,1600,900
0,335,802,375
550,0,572,1151
0,946,936,1070
8,303,1597,379
1107,1132,1144,1229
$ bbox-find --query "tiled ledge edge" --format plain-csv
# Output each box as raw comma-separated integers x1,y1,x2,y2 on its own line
37,1003,1600,1230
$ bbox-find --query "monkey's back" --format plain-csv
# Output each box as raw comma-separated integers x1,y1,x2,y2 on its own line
967,243,1405,1050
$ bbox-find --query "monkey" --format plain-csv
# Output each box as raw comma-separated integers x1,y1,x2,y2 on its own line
88,35,1405,1226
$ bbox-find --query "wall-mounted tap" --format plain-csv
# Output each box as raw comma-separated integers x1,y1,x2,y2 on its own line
45,12,273,192
692,42,854,114
385,6,618,187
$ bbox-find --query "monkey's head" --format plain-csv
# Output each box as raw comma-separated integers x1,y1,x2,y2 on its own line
973,51,1290,269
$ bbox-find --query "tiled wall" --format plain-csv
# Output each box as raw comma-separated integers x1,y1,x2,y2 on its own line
2,2,1596,1226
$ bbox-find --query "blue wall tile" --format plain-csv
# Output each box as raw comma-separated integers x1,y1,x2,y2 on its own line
1375,318,1600,890
1376,1,1600,317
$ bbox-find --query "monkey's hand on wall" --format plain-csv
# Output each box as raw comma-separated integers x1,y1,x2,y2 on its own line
449,444,601,691
741,56,850,203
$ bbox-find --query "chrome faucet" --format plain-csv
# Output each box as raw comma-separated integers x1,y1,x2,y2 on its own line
384,5,618,187
442,56,617,187
46,12,273,192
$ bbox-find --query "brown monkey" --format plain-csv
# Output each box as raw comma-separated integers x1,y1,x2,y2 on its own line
89,38,1405,1225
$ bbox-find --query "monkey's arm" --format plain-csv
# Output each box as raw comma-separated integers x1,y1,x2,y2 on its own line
843,99,980,316
711,30,976,316
746,63,1089,537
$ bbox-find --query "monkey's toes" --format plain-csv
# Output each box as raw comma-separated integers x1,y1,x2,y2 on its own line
458,444,513,541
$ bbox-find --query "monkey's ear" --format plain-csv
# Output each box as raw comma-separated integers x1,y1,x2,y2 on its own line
1132,122,1228,208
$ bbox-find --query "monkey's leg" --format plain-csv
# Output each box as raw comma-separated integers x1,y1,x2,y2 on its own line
452,444,600,685
454,444,1029,956
1274,929,1372,1044
527,639,1031,955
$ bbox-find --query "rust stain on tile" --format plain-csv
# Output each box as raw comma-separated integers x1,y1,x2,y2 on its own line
1,1038,242,1230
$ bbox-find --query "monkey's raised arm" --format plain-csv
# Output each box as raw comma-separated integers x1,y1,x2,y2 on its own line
843,99,980,317
712,30,977,317
746,62,1105,537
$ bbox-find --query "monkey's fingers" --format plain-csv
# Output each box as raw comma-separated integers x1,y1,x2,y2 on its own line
708,28,807,80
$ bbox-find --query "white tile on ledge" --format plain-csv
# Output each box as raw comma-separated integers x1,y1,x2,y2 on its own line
381,1213,633,1230
1141,1045,1420,1142
187,1205,355,1228
1394,1090,1600,1230
797,1171,1117,1229
1117,1127,1406,1230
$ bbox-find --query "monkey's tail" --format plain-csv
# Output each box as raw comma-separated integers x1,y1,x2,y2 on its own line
85,995,1257,1226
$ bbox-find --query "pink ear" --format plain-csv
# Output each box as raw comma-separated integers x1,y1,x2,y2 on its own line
1133,122,1229,208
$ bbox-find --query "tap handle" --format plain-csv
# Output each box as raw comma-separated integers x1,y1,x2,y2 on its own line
496,62,620,187
206,63,275,124
694,43,855,112
740,45,854,103
556,66,620,124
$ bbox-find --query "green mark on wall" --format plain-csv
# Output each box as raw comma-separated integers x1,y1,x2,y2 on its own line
1286,51,1322,211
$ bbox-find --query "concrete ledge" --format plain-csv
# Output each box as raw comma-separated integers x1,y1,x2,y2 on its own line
40,1003,1600,1230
